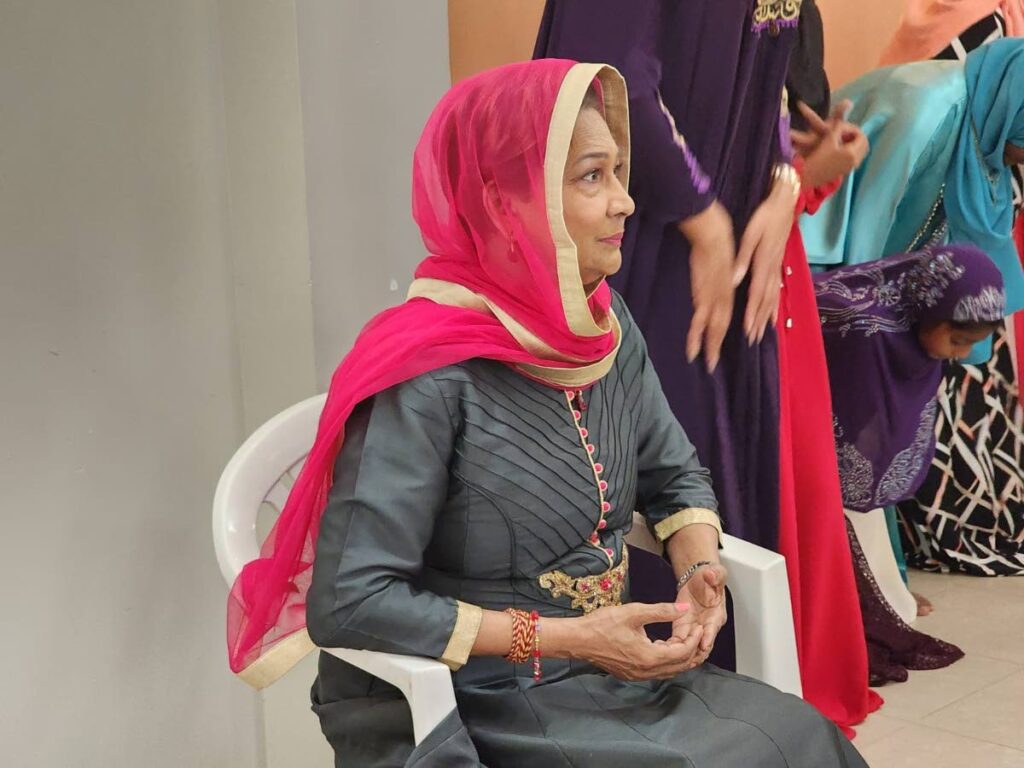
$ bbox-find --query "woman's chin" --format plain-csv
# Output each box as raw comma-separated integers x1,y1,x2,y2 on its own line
601,254,623,278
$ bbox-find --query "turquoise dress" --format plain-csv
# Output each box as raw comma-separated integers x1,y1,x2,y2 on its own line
800,40,1024,363
799,60,967,265
305,296,865,767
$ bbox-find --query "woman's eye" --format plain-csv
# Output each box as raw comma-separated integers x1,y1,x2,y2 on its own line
582,169,601,183
614,162,625,177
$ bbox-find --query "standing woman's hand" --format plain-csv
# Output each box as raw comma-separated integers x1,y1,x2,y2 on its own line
790,99,853,156
792,101,868,189
735,174,797,344
678,200,737,373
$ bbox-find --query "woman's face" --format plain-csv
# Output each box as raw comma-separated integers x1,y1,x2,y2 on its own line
917,321,994,361
562,107,635,291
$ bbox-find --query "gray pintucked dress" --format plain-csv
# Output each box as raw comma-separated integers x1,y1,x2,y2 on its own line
306,296,865,767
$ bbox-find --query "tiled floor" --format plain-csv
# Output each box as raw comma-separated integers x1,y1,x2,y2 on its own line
853,570,1024,767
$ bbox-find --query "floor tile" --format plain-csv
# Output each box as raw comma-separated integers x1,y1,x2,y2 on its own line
923,670,1024,750
909,577,1024,665
870,654,1018,721
906,570,955,600
850,713,910,748
856,723,1024,768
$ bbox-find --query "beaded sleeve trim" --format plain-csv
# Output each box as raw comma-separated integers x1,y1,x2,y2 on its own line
656,92,711,195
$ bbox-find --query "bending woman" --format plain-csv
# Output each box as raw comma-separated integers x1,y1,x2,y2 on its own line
815,245,1005,684
877,0,1024,578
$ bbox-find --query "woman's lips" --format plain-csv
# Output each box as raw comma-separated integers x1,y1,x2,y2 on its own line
600,232,624,246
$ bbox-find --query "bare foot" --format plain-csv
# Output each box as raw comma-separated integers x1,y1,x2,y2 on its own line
913,592,934,617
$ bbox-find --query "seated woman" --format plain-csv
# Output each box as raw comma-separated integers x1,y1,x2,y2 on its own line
226,60,865,766
815,245,1005,684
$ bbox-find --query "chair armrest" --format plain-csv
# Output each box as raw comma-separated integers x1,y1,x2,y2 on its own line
323,647,457,745
720,533,803,697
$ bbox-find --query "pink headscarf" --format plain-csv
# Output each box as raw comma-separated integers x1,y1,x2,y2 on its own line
880,1,1024,66
226,59,631,687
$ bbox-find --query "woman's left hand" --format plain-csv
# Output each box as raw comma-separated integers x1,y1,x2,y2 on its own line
735,188,794,344
792,102,869,189
670,563,729,665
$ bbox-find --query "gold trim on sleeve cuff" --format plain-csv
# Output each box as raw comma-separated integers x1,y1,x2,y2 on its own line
440,601,483,671
236,629,317,690
653,508,722,543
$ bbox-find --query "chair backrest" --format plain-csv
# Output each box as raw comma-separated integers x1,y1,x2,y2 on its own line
212,393,327,586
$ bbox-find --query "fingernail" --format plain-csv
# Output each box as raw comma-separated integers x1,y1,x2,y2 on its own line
675,602,690,611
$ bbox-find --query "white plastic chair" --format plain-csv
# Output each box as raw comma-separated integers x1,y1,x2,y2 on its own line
213,394,802,747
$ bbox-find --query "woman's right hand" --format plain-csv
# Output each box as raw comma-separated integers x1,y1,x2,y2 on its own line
565,602,705,681
678,201,737,373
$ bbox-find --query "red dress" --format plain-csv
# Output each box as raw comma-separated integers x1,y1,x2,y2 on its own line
1015,215,1024,405
777,170,884,737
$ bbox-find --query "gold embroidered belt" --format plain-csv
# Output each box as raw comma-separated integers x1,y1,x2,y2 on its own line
537,547,628,614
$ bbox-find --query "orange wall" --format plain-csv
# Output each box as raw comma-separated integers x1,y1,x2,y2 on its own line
818,0,906,88
448,0,545,83
447,0,906,89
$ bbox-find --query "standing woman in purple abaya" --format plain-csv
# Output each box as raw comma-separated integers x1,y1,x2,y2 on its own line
535,1,801,548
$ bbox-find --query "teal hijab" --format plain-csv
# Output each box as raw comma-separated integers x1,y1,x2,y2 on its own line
947,38,1024,307
801,39,1024,346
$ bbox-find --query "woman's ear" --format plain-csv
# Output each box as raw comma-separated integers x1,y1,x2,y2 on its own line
483,179,519,260
483,179,508,231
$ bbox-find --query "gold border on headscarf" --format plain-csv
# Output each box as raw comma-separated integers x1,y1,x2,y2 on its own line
544,63,631,338
409,277,621,387
513,310,621,386
236,629,317,690
410,278,577,362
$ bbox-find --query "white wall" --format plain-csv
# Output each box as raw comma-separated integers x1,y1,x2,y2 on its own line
218,0,317,434
296,0,452,389
1,0,450,764
0,1,262,766
252,3,453,767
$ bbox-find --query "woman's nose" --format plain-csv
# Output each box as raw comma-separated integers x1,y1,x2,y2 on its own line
611,179,635,218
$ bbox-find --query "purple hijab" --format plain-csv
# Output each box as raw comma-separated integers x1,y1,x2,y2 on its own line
814,246,1006,511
